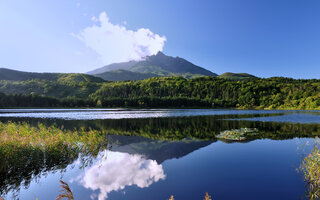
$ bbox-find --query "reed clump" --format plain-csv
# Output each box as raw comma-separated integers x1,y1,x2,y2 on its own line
301,140,320,200
56,180,74,200
0,121,107,159
0,121,109,198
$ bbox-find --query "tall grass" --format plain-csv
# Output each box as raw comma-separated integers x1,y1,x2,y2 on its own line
301,139,320,200
56,180,74,200
0,121,109,198
0,121,108,158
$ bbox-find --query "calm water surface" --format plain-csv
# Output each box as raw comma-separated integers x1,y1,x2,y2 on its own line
0,109,320,200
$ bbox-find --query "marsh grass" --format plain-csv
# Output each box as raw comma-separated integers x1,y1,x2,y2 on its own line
0,121,107,158
0,121,109,198
301,139,320,200
56,180,74,200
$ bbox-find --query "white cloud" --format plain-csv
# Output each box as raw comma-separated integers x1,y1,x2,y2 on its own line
76,151,166,200
74,12,166,65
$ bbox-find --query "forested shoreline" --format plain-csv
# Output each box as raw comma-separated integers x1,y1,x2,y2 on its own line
0,76,319,109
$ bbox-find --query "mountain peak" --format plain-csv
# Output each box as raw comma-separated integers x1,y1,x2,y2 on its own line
155,51,165,57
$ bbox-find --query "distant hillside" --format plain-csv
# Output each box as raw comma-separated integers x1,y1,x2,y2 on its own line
87,61,138,75
88,52,217,81
218,72,256,80
0,68,60,81
94,70,158,81
0,68,104,83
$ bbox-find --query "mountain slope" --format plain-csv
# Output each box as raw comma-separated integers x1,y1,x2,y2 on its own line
87,61,138,75
218,72,256,80
0,68,60,81
87,52,217,80
0,68,104,83
94,70,158,81
131,52,216,76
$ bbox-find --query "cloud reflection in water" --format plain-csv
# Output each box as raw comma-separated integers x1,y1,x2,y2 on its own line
76,151,166,200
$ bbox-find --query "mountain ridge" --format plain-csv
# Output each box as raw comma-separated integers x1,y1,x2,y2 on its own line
0,68,104,83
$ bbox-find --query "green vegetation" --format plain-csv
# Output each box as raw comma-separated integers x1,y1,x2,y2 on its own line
94,69,158,81
0,68,104,82
301,139,320,200
0,73,319,109
25,115,318,141
0,122,106,154
90,76,320,110
218,72,256,80
87,60,138,74
216,128,258,141
0,75,102,99
0,122,108,197
91,116,320,141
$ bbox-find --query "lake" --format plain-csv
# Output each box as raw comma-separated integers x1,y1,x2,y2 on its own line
0,109,320,200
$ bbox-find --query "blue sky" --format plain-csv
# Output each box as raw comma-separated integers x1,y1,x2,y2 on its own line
0,0,319,78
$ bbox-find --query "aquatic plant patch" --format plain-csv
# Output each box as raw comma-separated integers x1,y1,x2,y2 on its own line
216,128,258,141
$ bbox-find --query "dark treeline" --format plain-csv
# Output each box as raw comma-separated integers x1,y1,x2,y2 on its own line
0,76,319,109
0,93,96,108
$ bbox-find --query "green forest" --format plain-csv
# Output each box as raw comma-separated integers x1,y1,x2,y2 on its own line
0,76,319,109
